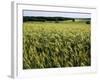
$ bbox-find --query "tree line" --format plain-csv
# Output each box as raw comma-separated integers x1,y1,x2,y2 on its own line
23,16,75,22
23,16,90,24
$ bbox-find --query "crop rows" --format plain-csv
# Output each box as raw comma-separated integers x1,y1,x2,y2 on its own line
23,21,91,69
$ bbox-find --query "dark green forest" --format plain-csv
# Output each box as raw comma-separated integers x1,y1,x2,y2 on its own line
23,16,90,24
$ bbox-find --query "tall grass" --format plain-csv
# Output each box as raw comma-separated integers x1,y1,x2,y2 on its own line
23,21,91,69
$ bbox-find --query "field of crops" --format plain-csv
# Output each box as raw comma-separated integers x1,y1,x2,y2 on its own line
23,21,91,69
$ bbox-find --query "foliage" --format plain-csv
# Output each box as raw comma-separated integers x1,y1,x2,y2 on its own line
23,21,91,69
23,16,88,22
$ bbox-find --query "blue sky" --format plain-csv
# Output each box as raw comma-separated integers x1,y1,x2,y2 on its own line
23,10,91,18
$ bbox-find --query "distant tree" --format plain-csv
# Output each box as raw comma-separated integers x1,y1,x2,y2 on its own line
86,21,90,24
72,19,75,22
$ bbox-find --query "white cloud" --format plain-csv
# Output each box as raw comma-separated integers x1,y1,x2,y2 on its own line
23,10,91,18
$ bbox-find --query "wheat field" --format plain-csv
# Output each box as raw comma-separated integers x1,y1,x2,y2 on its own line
23,21,91,69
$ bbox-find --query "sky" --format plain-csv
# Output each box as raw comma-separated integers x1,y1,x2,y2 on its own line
23,10,91,18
